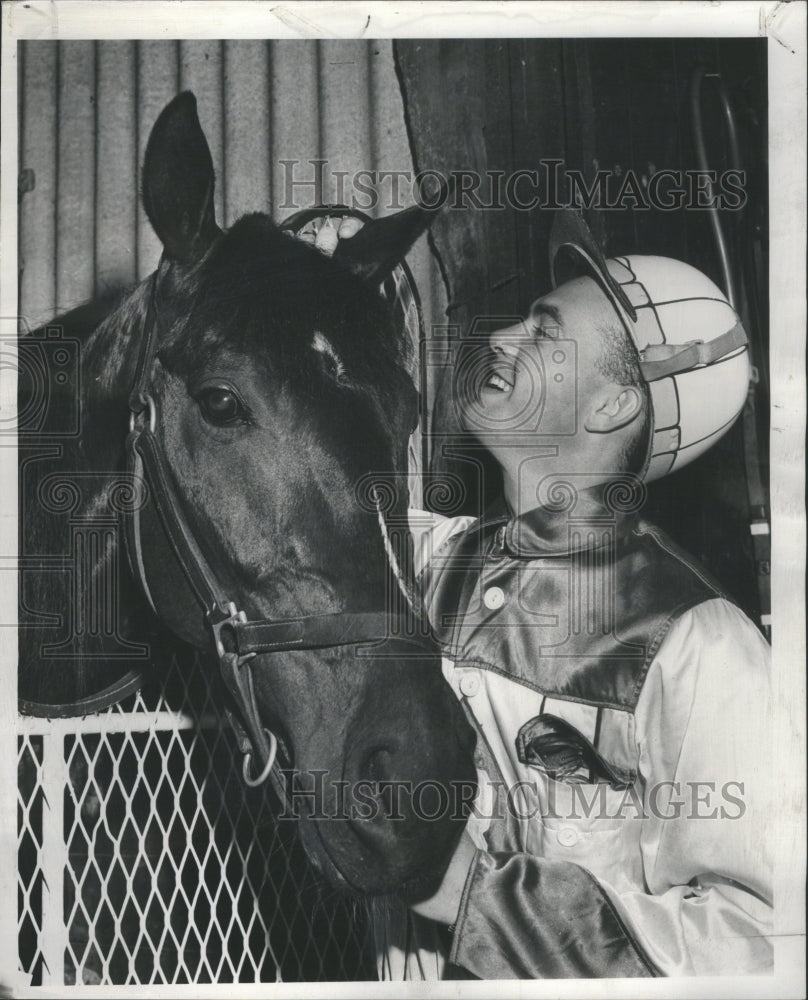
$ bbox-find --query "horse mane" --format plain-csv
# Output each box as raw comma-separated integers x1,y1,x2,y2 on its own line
18,278,170,706
81,279,155,400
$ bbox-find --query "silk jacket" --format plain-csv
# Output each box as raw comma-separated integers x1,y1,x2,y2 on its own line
376,500,773,980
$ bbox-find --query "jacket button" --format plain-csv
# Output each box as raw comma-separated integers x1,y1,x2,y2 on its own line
483,586,505,610
557,827,579,847
459,671,480,697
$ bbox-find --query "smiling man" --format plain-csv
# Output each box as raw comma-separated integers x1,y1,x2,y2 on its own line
316,210,772,981
380,211,774,980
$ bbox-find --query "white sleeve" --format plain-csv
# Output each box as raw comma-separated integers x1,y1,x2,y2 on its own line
608,597,774,974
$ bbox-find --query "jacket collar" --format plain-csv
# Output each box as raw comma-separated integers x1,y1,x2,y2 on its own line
481,483,640,558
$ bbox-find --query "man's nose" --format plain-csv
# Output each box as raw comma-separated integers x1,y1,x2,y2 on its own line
489,319,530,353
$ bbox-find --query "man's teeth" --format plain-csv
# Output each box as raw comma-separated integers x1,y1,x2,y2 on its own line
486,373,511,391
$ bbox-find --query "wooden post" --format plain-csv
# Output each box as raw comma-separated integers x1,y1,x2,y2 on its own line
39,728,68,987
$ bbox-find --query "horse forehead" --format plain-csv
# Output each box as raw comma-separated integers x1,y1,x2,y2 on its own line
183,323,338,367
189,242,355,335
216,214,337,279
164,220,397,372
311,330,342,361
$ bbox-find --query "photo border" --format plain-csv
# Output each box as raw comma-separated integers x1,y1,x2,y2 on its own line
1,4,804,998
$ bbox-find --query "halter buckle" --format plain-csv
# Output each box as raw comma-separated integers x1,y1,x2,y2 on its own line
128,393,157,434
210,601,249,660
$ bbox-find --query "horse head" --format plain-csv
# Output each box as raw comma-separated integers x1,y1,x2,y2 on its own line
82,92,477,899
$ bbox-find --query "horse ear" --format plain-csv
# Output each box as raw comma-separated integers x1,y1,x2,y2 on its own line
332,202,440,284
142,91,222,265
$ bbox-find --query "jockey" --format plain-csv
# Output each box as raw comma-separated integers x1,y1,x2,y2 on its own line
309,211,773,980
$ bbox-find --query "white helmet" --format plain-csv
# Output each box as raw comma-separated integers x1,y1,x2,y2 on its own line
550,211,750,482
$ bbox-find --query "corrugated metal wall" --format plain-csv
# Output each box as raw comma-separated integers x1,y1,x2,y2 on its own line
18,39,447,336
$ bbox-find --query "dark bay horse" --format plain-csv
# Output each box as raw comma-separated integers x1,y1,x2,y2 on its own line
18,92,476,900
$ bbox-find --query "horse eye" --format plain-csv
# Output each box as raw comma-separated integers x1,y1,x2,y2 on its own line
196,386,248,426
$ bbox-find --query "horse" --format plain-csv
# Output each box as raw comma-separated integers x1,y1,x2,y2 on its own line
18,91,477,901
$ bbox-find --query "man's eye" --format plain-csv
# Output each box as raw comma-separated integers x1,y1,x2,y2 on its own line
196,386,249,426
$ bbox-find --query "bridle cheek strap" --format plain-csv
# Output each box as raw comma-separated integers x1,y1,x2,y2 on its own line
125,418,279,784
121,273,283,786
220,652,278,789
126,424,231,615
126,419,292,786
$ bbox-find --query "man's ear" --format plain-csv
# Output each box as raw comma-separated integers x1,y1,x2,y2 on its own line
332,202,438,284
584,385,644,433
142,91,222,265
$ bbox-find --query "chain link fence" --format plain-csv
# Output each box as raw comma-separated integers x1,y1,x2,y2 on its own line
17,651,376,987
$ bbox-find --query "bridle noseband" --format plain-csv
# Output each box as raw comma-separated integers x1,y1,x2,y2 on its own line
124,269,435,789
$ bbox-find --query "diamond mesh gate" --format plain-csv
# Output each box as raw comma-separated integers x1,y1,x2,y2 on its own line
17,651,376,987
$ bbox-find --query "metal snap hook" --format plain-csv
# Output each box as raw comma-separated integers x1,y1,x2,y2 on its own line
242,728,278,788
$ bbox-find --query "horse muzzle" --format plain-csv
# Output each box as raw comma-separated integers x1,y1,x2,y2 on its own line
276,662,479,898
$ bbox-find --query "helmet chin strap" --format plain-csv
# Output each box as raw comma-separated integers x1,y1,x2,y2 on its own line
547,209,750,484
639,322,747,381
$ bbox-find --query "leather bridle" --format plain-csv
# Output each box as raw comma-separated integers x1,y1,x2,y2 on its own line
124,268,434,788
